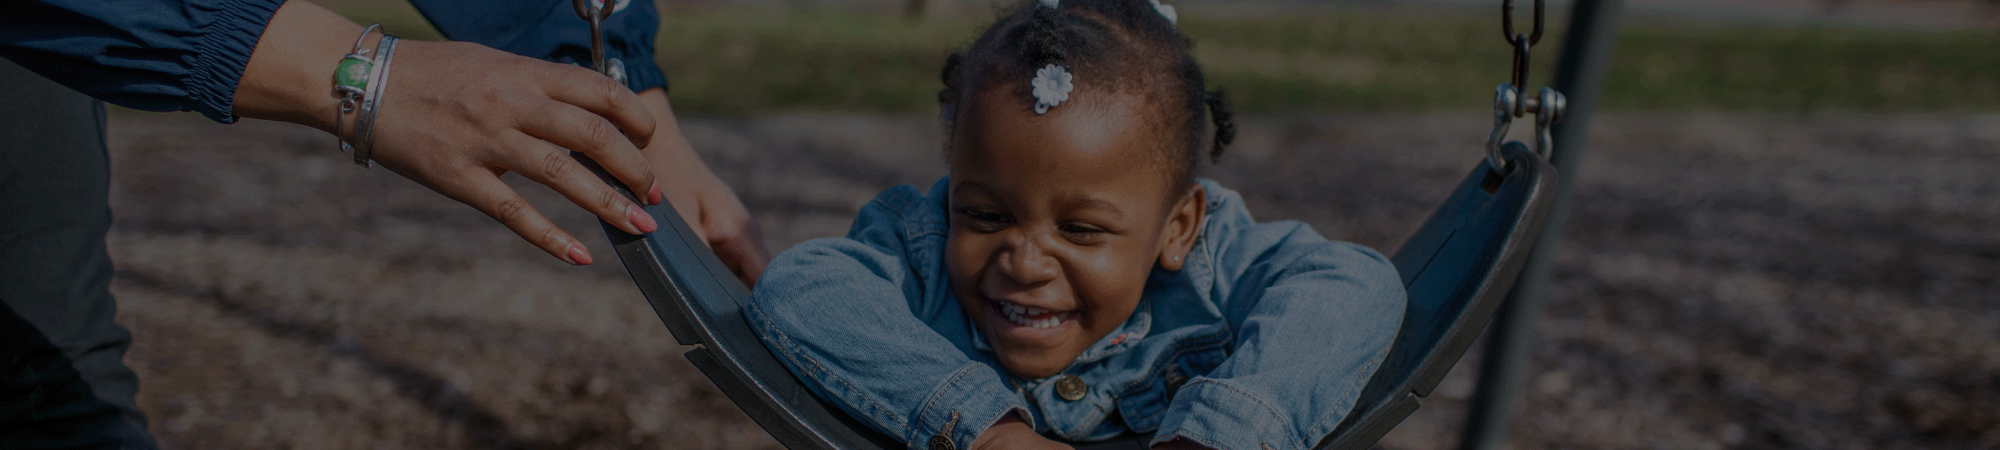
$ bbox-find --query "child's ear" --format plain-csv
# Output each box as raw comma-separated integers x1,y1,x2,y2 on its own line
1158,184,1207,271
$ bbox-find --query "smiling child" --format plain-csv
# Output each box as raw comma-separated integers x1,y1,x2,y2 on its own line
745,1,1404,449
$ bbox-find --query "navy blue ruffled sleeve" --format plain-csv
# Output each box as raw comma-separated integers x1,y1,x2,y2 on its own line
408,0,668,94
0,0,286,123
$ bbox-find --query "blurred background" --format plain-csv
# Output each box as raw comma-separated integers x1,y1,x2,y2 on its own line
105,0,1997,449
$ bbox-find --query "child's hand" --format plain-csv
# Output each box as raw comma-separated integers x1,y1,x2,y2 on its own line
971,415,1073,450
632,88,771,286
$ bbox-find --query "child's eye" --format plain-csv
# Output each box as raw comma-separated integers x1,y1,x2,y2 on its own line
1059,223,1108,243
955,208,1010,231
1059,223,1105,234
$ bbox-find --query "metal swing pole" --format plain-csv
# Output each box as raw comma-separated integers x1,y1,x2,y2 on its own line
1459,1,1626,450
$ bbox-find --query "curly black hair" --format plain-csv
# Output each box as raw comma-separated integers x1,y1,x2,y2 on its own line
938,0,1236,194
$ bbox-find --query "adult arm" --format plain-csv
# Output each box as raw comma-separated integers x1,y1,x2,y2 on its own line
0,0,287,122
2,0,671,265
746,186,1036,450
236,0,665,264
410,0,772,284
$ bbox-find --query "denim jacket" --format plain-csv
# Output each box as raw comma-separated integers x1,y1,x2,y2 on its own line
747,178,1404,450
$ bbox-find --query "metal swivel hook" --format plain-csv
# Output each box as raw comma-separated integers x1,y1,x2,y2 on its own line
1531,86,1565,158
572,0,615,77
1486,84,1517,171
1484,0,1564,172
1485,85,1565,171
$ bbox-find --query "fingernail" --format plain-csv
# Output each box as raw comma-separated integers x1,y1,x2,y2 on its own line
647,184,664,206
565,243,593,266
628,204,658,233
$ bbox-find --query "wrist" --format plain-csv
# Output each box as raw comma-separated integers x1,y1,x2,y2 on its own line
236,0,370,133
638,89,726,186
636,89,702,161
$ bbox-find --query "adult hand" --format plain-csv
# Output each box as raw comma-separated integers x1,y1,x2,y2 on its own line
237,1,662,266
633,88,771,286
972,414,1073,450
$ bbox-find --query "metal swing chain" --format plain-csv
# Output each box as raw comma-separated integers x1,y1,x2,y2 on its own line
561,0,651,208
1484,0,1566,172
573,0,616,77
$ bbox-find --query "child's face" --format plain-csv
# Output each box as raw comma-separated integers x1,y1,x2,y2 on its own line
945,89,1205,379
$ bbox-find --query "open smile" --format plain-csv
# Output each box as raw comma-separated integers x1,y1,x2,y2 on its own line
985,298,1080,344
997,300,1077,329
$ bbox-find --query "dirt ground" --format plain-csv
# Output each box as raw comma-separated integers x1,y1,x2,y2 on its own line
102,110,1998,450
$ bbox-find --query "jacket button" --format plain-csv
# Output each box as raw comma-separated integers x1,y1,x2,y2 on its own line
1055,375,1087,402
929,434,954,450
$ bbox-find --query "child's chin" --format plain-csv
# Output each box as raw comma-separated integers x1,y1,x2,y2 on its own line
988,328,1077,376
994,353,1072,380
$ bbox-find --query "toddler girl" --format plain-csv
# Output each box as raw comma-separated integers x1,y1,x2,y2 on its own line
747,1,1404,449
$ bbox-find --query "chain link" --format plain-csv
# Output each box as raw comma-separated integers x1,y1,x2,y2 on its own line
1502,0,1544,92
573,0,615,77
1486,0,1564,172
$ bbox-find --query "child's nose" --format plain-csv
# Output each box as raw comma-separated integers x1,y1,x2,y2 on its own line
996,233,1060,285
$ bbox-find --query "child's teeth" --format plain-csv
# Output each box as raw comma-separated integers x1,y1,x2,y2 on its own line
999,302,1067,329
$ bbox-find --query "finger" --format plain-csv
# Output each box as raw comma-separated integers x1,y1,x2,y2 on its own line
663,192,709,244
537,64,656,147
501,135,658,236
448,173,595,266
716,231,771,288
706,215,773,288
520,103,658,201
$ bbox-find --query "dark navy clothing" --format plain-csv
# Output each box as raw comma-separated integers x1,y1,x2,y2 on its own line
409,0,668,94
0,0,668,124
0,58,154,450
0,0,286,123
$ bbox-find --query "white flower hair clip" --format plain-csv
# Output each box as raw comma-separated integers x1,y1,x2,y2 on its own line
1031,64,1073,114
1149,0,1177,25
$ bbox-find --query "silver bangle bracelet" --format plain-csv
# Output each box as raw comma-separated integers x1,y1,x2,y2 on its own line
353,34,397,167
335,24,383,159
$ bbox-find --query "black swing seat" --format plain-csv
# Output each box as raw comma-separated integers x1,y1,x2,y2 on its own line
600,142,1554,450
1312,142,1553,450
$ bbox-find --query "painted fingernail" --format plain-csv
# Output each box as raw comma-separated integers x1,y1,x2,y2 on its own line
647,184,664,206
565,243,593,266
628,204,658,233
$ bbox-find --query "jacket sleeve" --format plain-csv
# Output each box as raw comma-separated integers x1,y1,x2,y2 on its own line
746,186,1029,450
1152,199,1406,450
408,0,667,93
0,0,286,123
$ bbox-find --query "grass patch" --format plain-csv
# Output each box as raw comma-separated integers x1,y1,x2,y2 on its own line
329,3,2000,114
652,9,978,116
1608,26,2000,110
